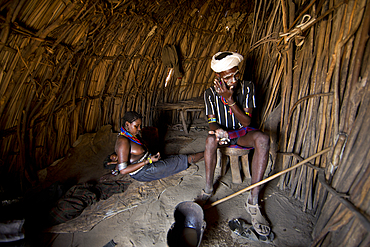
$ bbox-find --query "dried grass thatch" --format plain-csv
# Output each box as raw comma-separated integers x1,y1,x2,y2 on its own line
0,0,369,246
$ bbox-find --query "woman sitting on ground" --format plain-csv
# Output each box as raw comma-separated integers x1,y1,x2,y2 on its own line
109,111,204,182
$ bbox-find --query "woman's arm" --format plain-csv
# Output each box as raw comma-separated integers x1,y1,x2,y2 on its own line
114,136,132,174
119,152,161,175
115,136,161,175
119,159,149,175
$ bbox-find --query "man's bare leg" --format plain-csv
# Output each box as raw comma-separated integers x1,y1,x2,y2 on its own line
204,134,218,194
250,135,269,205
202,128,231,194
237,131,269,202
237,130,271,235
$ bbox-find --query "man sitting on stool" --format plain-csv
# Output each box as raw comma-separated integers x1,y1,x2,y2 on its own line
198,51,271,237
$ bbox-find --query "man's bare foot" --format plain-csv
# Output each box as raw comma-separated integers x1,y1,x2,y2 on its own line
194,189,213,207
188,152,204,163
245,201,271,236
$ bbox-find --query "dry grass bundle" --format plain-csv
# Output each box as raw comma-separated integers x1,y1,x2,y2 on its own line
0,0,369,245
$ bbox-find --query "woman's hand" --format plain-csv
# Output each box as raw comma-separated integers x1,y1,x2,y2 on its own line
151,152,161,162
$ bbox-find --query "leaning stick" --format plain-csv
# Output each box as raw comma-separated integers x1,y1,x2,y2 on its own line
204,147,332,209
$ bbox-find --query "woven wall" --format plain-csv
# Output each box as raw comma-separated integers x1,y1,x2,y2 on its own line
0,0,369,246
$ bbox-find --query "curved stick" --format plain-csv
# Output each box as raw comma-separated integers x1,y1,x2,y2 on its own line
204,147,331,209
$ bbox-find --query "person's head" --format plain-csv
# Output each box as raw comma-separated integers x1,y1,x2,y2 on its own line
211,51,243,89
103,152,118,169
110,153,118,161
121,111,143,136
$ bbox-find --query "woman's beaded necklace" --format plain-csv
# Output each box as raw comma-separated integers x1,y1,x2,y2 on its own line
119,127,142,145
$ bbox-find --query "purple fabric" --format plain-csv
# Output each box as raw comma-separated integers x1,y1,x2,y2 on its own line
227,126,258,150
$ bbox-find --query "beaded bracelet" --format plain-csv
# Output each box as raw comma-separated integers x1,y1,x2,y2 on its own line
208,117,217,123
147,157,153,164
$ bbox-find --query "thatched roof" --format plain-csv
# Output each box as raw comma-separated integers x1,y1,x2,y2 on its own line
0,0,369,245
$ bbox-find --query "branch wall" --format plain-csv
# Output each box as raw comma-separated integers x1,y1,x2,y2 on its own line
0,0,369,245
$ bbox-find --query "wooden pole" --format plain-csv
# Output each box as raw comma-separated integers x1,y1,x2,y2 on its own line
204,147,331,209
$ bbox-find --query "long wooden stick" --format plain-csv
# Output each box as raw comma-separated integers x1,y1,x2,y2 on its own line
205,147,332,209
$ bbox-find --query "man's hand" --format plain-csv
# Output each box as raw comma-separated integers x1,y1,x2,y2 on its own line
209,129,230,145
213,78,235,102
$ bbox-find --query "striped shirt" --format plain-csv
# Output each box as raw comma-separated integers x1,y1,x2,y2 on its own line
204,80,256,130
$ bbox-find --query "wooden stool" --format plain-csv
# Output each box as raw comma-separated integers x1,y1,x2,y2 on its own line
217,147,251,184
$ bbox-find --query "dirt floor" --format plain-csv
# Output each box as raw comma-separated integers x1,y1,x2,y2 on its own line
7,118,315,247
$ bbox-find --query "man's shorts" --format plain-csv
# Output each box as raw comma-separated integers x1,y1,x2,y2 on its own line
227,126,258,149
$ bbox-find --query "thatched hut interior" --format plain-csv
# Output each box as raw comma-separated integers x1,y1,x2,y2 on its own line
0,0,369,246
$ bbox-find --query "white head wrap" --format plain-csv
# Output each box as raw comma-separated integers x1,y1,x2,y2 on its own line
211,52,244,73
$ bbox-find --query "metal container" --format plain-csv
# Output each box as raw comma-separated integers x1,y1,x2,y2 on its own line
167,201,206,247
